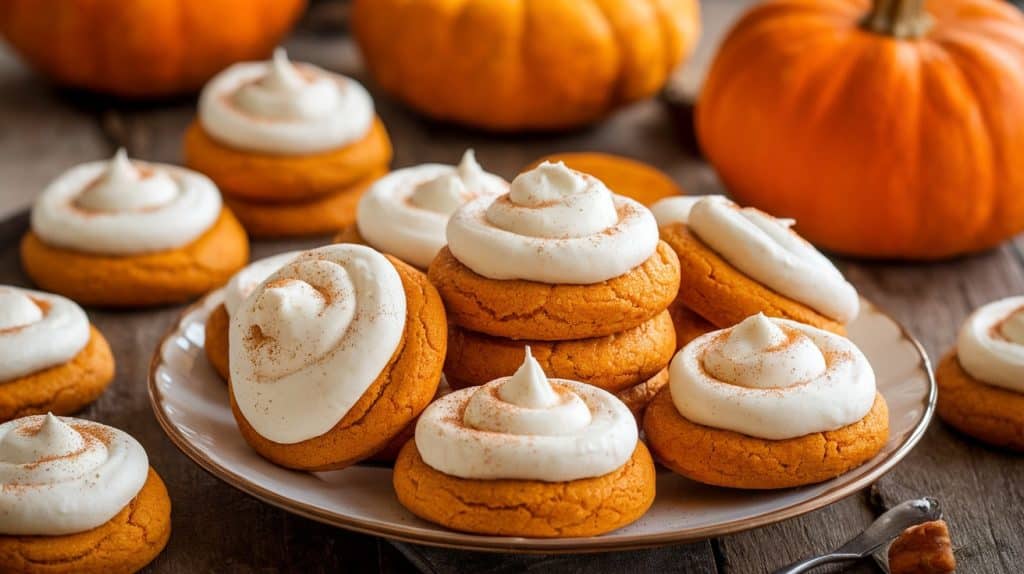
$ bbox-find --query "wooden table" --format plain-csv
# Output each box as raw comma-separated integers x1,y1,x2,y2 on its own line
1,3,1021,572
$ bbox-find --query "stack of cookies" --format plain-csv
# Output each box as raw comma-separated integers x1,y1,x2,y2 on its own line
429,161,681,417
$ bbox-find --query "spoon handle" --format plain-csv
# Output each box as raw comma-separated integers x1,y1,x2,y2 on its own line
773,552,862,574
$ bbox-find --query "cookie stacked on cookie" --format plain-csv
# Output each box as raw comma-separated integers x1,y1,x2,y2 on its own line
650,195,860,348
429,162,680,417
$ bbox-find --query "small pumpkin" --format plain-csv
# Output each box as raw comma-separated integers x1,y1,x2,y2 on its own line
352,0,701,131
0,0,306,98
697,0,1024,259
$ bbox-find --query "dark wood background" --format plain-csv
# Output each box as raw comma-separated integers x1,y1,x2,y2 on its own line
1,1,1021,572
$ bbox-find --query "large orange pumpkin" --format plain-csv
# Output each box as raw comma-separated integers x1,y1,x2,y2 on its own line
0,0,307,98
352,0,701,131
697,0,1024,259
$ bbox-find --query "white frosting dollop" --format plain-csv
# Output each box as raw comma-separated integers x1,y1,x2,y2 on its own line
31,149,222,255
356,150,507,268
415,347,638,481
446,162,659,284
199,48,375,155
0,287,90,383
670,314,876,440
223,251,303,317
0,414,149,535
650,194,726,227
230,244,407,444
687,197,859,322
957,296,1024,393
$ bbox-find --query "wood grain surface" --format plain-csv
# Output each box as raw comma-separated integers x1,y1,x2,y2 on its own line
1,1,1021,572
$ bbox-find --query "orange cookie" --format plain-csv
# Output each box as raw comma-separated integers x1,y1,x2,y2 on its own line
616,368,669,422
224,168,385,238
445,311,675,393
644,389,889,489
668,297,716,349
393,440,655,537
0,468,171,574
660,223,845,334
231,255,448,471
528,152,683,206
936,352,1024,452
183,117,392,203
21,209,249,307
0,325,114,422
428,241,680,341
204,304,230,382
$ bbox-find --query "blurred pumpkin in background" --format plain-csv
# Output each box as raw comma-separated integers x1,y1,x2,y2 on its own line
0,0,307,98
352,0,701,132
697,0,1024,259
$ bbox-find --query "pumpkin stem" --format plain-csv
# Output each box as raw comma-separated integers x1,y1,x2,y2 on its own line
861,0,933,39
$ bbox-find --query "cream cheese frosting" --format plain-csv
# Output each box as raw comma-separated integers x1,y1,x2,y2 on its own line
199,48,375,155
31,149,222,255
223,251,303,317
0,287,90,383
446,161,659,284
686,197,859,322
957,296,1024,393
670,314,876,440
415,347,638,481
649,195,726,227
356,150,507,268
0,414,149,536
230,244,407,444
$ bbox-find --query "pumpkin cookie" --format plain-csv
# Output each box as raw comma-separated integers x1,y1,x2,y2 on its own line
184,49,392,237
616,368,669,422
653,195,857,334
644,314,887,489
428,241,679,341
350,150,507,269
204,251,303,381
936,297,1024,451
21,150,248,308
528,152,683,206
394,350,655,537
0,415,171,574
668,296,715,349
230,245,447,471
0,288,114,421
445,311,675,393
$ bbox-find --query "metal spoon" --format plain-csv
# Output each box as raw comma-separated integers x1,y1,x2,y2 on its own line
773,497,942,574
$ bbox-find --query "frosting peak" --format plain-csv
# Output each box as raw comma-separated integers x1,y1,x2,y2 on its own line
671,316,876,440
417,349,636,481
497,347,560,408
75,149,177,212
223,251,304,317
447,163,659,284
0,415,149,536
356,151,508,269
0,288,42,330
999,308,1024,344
199,48,375,155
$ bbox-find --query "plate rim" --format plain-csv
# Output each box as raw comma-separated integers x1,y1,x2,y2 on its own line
147,292,937,554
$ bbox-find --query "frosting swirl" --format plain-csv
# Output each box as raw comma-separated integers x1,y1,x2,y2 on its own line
650,195,725,227
670,314,876,440
446,161,659,284
223,251,303,317
31,149,222,255
686,197,859,322
230,244,407,444
957,296,1024,393
0,287,90,382
356,150,507,268
415,347,637,481
199,48,375,155
0,414,149,535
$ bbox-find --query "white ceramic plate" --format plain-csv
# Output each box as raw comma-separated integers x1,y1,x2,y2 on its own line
149,292,935,553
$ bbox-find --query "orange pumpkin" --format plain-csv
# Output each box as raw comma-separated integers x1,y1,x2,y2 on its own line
697,0,1024,259
352,0,701,131
0,0,306,98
